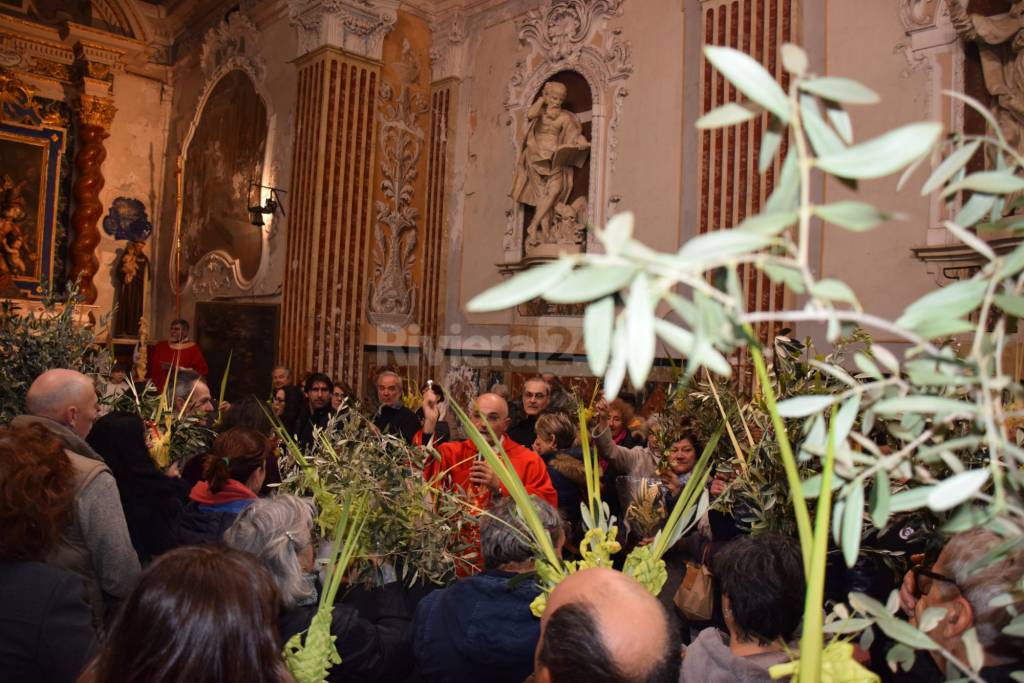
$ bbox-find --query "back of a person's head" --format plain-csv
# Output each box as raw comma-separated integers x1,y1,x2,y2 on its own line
171,369,202,403
942,527,1024,660
202,427,268,493
536,412,577,450
0,423,74,562
80,545,290,683
538,600,678,683
480,496,563,570
223,494,316,608
713,533,805,645
217,395,273,435
86,412,149,475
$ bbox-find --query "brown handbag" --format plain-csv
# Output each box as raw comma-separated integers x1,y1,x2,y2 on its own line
673,545,714,621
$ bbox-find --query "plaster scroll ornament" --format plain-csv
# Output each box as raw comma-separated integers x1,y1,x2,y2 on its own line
947,0,1024,207
201,10,264,80
510,80,591,251
519,0,625,63
900,0,940,31
368,39,428,331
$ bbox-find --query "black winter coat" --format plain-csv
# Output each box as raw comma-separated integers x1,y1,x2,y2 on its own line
0,561,95,683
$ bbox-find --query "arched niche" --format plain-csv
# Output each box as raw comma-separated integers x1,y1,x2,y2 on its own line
177,68,270,293
515,69,594,259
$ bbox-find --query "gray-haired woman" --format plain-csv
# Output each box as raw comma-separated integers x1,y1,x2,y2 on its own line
223,494,413,682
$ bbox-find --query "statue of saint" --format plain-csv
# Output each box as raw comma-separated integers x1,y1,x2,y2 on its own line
948,0,1024,156
114,240,149,338
510,81,591,248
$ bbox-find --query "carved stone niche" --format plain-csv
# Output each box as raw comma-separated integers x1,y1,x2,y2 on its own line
171,11,280,299
502,0,632,276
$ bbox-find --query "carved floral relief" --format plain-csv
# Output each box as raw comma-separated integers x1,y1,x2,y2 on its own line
368,39,428,331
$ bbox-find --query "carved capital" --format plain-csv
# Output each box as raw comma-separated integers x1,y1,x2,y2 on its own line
429,9,467,82
75,94,116,128
288,0,399,61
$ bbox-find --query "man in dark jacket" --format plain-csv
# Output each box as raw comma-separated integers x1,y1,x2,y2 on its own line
411,496,564,683
295,372,334,450
508,377,551,447
372,370,420,443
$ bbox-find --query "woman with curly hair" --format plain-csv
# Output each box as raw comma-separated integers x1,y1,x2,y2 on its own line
0,423,95,682
78,545,293,683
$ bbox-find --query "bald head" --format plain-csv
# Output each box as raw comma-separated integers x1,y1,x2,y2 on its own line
536,568,679,683
471,393,511,442
26,369,99,439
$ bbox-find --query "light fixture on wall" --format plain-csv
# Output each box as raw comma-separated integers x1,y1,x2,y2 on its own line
247,181,287,227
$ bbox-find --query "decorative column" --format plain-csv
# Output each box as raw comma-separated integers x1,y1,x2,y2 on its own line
69,38,120,304
280,0,397,391
419,10,466,379
70,94,116,304
696,0,797,390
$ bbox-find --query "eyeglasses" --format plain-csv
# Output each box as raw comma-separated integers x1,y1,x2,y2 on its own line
911,561,957,598
524,391,548,400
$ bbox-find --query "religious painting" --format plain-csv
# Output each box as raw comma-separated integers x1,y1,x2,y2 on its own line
0,122,65,299
180,70,268,289
195,302,279,402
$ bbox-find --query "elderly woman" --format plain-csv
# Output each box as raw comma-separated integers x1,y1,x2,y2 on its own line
680,534,805,682
608,398,643,448
223,494,413,682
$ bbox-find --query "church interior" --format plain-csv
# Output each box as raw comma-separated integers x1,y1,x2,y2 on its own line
0,0,986,398
4,1,1024,682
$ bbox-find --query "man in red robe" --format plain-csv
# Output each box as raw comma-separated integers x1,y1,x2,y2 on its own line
147,318,209,392
419,390,557,509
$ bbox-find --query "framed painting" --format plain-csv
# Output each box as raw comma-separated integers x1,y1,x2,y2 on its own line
0,121,65,299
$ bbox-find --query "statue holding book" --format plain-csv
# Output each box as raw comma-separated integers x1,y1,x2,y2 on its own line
511,80,591,250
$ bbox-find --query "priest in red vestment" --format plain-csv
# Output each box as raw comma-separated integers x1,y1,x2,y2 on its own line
419,391,557,509
147,318,209,391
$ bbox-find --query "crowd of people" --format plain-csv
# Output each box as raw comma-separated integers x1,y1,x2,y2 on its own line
2,320,1024,683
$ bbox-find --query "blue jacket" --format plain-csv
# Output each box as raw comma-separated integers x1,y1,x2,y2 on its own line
411,570,541,683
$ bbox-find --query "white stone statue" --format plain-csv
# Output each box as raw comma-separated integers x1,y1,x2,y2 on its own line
947,0,1024,157
510,80,591,249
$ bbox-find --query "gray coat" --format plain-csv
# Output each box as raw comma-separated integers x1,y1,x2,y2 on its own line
680,628,792,683
10,415,141,621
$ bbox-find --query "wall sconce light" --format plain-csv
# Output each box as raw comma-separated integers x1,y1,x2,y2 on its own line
248,181,287,227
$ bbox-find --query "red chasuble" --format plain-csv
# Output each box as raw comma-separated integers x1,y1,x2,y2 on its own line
148,341,209,391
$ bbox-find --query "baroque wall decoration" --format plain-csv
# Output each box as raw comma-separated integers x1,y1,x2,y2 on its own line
368,39,428,332
173,9,278,299
503,0,633,271
178,69,268,294
288,0,400,61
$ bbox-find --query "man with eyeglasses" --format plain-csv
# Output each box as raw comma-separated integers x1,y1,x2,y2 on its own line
898,527,1024,680
508,377,552,448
